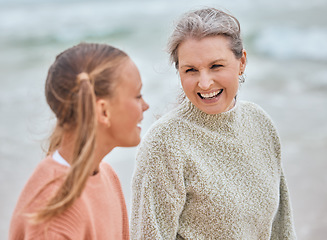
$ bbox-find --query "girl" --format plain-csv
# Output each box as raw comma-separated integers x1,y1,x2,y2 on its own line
10,43,149,239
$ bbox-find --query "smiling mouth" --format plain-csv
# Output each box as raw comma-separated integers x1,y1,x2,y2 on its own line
197,89,223,99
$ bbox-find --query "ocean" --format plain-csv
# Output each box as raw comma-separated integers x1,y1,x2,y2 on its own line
1,0,326,239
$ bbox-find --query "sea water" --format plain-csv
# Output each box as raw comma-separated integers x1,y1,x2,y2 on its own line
1,0,326,239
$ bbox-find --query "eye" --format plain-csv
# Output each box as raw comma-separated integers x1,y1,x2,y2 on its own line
185,68,197,73
211,64,223,69
136,94,143,99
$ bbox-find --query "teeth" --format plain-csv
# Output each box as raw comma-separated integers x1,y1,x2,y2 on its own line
199,90,222,99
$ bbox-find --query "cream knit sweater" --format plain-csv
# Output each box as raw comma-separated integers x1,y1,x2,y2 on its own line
131,99,296,240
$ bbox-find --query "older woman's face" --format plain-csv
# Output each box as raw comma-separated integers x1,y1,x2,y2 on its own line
178,36,246,114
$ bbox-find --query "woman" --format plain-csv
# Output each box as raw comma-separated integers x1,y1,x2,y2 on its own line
131,8,296,239
9,43,149,239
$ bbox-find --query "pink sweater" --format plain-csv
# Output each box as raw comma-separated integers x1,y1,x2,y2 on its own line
9,156,130,240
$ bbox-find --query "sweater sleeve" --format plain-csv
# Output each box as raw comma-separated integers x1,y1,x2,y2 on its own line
271,169,297,240
251,103,296,239
131,131,186,240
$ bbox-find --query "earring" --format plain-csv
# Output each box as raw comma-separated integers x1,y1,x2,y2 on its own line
239,72,245,83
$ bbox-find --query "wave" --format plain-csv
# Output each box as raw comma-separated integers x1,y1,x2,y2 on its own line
253,26,327,62
1,0,327,62
0,0,174,48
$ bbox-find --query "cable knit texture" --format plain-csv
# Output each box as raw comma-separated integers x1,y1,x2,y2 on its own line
10,156,130,240
131,99,296,240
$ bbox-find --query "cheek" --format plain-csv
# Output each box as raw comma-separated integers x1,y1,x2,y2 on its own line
125,101,142,120
180,76,194,93
219,71,239,88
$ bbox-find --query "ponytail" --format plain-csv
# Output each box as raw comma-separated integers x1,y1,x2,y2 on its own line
30,72,97,223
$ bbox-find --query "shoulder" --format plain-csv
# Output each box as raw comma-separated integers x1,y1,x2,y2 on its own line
34,156,68,179
136,107,189,165
14,156,67,207
143,106,190,142
97,162,125,198
139,109,191,160
239,100,270,116
99,162,120,184
100,161,115,175
238,100,277,127
239,100,281,153
9,157,71,239
24,157,67,196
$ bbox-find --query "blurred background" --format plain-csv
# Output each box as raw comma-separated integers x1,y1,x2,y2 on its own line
1,0,326,239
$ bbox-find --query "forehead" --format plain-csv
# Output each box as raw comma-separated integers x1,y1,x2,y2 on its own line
178,36,233,65
115,58,141,90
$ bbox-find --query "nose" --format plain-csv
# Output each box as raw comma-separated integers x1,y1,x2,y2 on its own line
198,71,213,90
142,99,149,112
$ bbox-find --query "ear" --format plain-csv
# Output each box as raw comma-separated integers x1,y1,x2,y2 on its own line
96,98,111,127
239,49,247,74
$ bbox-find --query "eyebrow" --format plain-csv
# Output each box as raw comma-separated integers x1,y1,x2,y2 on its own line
180,58,226,69
209,59,226,65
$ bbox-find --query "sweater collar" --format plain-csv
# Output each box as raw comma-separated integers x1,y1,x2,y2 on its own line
179,98,240,131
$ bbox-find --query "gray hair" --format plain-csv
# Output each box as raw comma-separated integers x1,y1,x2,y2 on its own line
167,8,243,69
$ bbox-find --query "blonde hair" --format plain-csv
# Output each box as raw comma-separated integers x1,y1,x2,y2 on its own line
30,43,128,223
167,8,243,69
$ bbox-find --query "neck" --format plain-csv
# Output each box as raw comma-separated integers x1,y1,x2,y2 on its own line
179,98,239,132
58,131,109,175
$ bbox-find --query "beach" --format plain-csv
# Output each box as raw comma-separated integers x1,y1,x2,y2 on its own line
1,0,327,239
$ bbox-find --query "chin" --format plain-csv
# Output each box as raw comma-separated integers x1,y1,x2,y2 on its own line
130,140,141,147
121,137,141,148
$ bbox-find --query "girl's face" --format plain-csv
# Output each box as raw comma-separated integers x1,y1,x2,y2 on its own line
178,36,246,114
106,58,149,147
